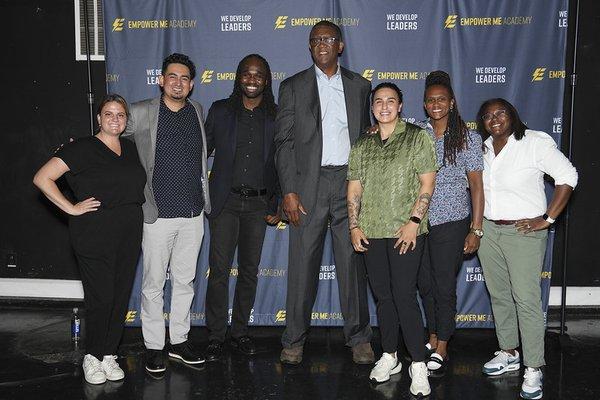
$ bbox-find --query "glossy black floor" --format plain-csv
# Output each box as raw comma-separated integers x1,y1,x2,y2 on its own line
0,303,599,400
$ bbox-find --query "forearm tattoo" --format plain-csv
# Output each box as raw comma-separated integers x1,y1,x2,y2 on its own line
414,193,431,218
348,193,362,230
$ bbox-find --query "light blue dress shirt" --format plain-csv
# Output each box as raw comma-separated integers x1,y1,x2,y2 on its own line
315,65,350,166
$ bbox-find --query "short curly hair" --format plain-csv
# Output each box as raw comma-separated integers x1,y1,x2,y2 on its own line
162,53,196,80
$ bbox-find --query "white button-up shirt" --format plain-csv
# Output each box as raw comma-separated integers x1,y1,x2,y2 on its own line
483,129,578,220
315,65,350,166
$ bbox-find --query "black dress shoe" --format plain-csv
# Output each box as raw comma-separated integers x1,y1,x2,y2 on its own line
168,340,205,364
205,340,224,362
145,349,166,373
230,336,258,355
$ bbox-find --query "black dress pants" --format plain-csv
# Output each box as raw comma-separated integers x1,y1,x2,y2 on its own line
206,193,267,342
364,236,425,362
418,217,470,341
70,205,143,360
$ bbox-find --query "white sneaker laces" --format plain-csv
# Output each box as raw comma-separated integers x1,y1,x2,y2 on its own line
523,367,540,385
86,356,104,374
493,350,511,363
413,363,428,384
103,355,119,371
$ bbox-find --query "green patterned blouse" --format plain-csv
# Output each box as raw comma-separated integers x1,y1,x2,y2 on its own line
347,120,438,239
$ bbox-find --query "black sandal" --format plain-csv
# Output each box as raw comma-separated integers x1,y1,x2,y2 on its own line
427,352,447,371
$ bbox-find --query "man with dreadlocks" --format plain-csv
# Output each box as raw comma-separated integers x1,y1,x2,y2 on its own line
204,54,280,361
417,70,484,372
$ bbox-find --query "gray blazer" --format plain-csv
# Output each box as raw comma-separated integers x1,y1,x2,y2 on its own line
274,66,371,223
124,97,211,223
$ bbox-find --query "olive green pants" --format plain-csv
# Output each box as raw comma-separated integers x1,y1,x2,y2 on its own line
478,218,547,368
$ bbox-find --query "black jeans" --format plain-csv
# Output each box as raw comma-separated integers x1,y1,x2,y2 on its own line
364,236,425,362
418,217,470,341
206,193,267,342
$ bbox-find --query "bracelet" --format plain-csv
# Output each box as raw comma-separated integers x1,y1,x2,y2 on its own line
349,226,360,232
543,213,555,224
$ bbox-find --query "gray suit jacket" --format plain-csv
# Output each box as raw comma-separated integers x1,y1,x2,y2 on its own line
124,97,211,223
274,66,371,223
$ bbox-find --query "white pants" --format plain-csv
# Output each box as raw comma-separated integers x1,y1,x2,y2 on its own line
141,214,204,349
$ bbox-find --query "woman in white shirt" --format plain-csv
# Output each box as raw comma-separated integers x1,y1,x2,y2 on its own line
476,98,577,400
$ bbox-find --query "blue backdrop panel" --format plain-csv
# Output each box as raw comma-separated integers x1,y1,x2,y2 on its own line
104,0,568,328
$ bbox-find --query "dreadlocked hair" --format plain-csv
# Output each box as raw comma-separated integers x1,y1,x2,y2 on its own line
227,54,277,118
424,70,469,166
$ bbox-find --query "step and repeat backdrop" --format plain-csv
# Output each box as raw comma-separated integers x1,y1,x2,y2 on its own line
103,0,568,328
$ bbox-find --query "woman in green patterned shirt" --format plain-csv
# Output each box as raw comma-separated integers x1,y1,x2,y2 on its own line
347,82,437,397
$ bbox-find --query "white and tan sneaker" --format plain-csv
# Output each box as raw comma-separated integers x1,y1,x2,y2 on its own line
83,354,106,385
101,355,125,381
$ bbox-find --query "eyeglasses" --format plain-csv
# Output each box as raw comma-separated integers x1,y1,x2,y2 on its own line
309,36,339,47
481,109,508,122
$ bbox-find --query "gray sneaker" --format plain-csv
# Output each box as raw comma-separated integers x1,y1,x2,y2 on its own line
483,350,520,376
520,367,543,399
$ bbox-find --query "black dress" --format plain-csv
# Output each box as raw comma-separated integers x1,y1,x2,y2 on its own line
56,136,146,359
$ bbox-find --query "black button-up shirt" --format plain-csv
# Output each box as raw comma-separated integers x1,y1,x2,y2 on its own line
232,103,265,190
153,98,204,218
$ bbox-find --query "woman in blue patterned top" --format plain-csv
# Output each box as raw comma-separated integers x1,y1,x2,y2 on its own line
417,71,484,371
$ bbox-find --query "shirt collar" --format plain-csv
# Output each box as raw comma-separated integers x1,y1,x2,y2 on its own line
160,96,191,113
423,119,437,140
314,64,341,81
240,99,265,113
377,119,406,147
484,132,515,152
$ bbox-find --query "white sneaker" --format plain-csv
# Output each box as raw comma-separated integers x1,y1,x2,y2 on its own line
520,367,543,399
483,350,520,376
83,354,107,385
369,352,402,383
101,355,125,381
409,361,431,397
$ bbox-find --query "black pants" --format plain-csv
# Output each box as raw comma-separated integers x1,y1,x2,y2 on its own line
364,236,425,362
418,217,470,341
206,193,267,342
282,166,372,348
70,205,143,360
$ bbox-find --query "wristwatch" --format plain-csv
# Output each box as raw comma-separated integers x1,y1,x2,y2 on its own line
470,228,484,238
543,213,555,224
409,216,422,225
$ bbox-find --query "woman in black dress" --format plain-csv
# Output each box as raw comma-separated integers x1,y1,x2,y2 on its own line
33,94,146,384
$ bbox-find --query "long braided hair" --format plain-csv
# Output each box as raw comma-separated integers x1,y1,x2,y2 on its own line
226,54,277,118
424,71,469,166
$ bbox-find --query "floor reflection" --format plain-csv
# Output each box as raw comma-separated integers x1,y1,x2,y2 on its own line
1,305,599,399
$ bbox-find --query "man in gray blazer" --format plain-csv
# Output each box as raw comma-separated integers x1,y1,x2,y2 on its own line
275,21,373,365
125,53,210,373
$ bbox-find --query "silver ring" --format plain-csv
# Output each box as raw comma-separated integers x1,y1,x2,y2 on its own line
526,224,530,229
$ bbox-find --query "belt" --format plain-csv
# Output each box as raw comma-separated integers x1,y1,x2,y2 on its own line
320,165,347,171
231,187,267,197
490,219,517,225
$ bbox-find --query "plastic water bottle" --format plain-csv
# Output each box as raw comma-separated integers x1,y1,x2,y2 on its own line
71,307,81,342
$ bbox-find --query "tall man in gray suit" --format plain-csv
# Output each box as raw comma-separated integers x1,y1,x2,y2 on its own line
275,21,374,365
125,53,210,373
